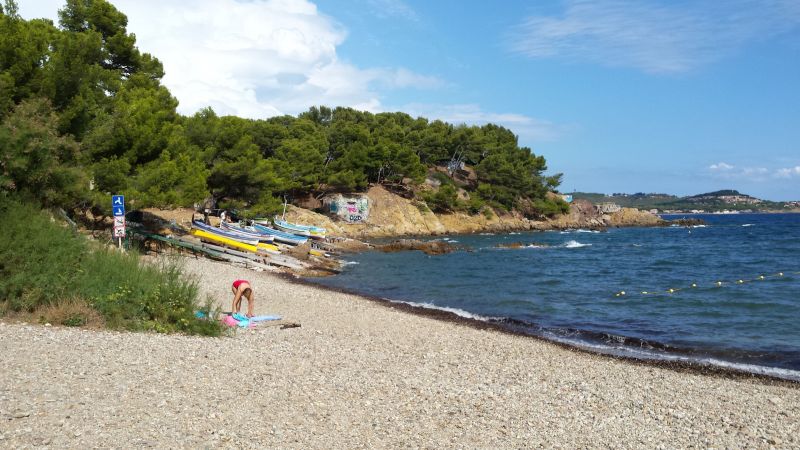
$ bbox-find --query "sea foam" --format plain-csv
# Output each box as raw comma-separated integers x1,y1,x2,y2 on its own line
564,240,591,248
385,299,498,321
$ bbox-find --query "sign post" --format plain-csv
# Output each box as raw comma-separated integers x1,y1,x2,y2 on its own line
112,195,125,250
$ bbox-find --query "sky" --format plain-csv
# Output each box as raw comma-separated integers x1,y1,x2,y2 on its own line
19,0,800,200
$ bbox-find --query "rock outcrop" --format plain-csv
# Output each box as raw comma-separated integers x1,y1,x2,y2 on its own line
283,186,671,238
142,186,674,240
537,199,606,230
377,239,458,255
606,207,665,227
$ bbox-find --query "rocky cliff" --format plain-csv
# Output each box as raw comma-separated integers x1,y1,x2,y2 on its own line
283,186,667,238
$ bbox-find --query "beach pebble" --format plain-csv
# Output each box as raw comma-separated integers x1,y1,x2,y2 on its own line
0,255,796,449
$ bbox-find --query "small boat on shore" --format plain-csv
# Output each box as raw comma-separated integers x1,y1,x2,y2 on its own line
190,228,259,252
219,221,276,243
189,228,280,254
251,222,309,245
192,220,260,246
272,218,326,239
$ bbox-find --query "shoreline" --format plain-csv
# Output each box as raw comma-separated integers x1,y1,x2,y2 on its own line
287,272,800,387
3,255,799,447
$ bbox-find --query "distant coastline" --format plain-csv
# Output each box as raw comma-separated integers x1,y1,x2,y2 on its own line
573,189,800,215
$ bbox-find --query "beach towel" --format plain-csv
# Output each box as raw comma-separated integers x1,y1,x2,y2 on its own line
221,313,283,328
249,315,281,322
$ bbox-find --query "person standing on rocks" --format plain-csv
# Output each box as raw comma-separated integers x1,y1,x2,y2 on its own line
231,279,255,318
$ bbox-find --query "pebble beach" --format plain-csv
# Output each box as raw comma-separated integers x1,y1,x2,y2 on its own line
1,255,798,448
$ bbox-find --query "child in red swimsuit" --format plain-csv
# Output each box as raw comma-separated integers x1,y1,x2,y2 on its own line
231,279,254,317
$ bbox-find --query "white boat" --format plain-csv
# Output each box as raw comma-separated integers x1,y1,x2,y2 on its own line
251,222,309,245
219,221,275,243
272,218,326,239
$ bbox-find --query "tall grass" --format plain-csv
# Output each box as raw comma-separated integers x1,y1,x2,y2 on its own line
0,197,221,336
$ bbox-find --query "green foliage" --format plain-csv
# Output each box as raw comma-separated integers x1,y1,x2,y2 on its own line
0,6,56,116
532,198,570,218
0,197,221,335
0,98,89,208
83,80,179,165
430,171,454,186
91,156,130,194
132,147,209,208
0,1,563,219
465,192,486,215
422,184,461,213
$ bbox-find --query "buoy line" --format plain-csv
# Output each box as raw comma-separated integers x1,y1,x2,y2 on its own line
613,271,799,298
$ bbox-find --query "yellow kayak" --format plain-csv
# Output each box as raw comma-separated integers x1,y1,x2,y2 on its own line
258,242,280,253
191,229,279,254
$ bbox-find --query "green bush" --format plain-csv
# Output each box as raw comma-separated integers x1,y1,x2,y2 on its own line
422,184,461,213
465,193,486,215
532,198,570,218
0,197,221,336
430,171,454,186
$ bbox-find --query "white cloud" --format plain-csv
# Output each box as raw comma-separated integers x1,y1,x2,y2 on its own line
709,162,734,171
741,167,770,179
18,0,563,144
775,166,800,178
508,0,800,73
401,103,565,143
707,162,800,182
19,0,440,118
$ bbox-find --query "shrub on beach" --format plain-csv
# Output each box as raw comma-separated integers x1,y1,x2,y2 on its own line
0,197,222,336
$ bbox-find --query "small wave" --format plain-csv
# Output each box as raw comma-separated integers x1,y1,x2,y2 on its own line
540,334,800,381
479,232,494,236
343,261,360,266
632,243,643,247
695,358,800,382
385,299,499,321
692,225,707,228
526,244,548,249
563,240,591,248
509,232,521,235
742,224,754,227
576,229,600,233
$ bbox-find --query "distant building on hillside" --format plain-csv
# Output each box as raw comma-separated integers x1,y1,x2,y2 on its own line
688,193,762,205
560,194,573,203
718,195,761,204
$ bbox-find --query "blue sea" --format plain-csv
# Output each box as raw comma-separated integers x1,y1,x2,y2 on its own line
307,213,800,381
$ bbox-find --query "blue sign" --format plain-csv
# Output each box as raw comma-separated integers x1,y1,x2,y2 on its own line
112,195,125,216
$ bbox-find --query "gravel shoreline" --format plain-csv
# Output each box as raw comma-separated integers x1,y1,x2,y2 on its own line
2,255,798,448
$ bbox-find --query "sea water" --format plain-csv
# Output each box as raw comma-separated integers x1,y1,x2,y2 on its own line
307,213,800,380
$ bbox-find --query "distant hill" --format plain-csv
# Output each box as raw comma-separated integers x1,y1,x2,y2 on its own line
571,192,678,209
572,190,792,212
